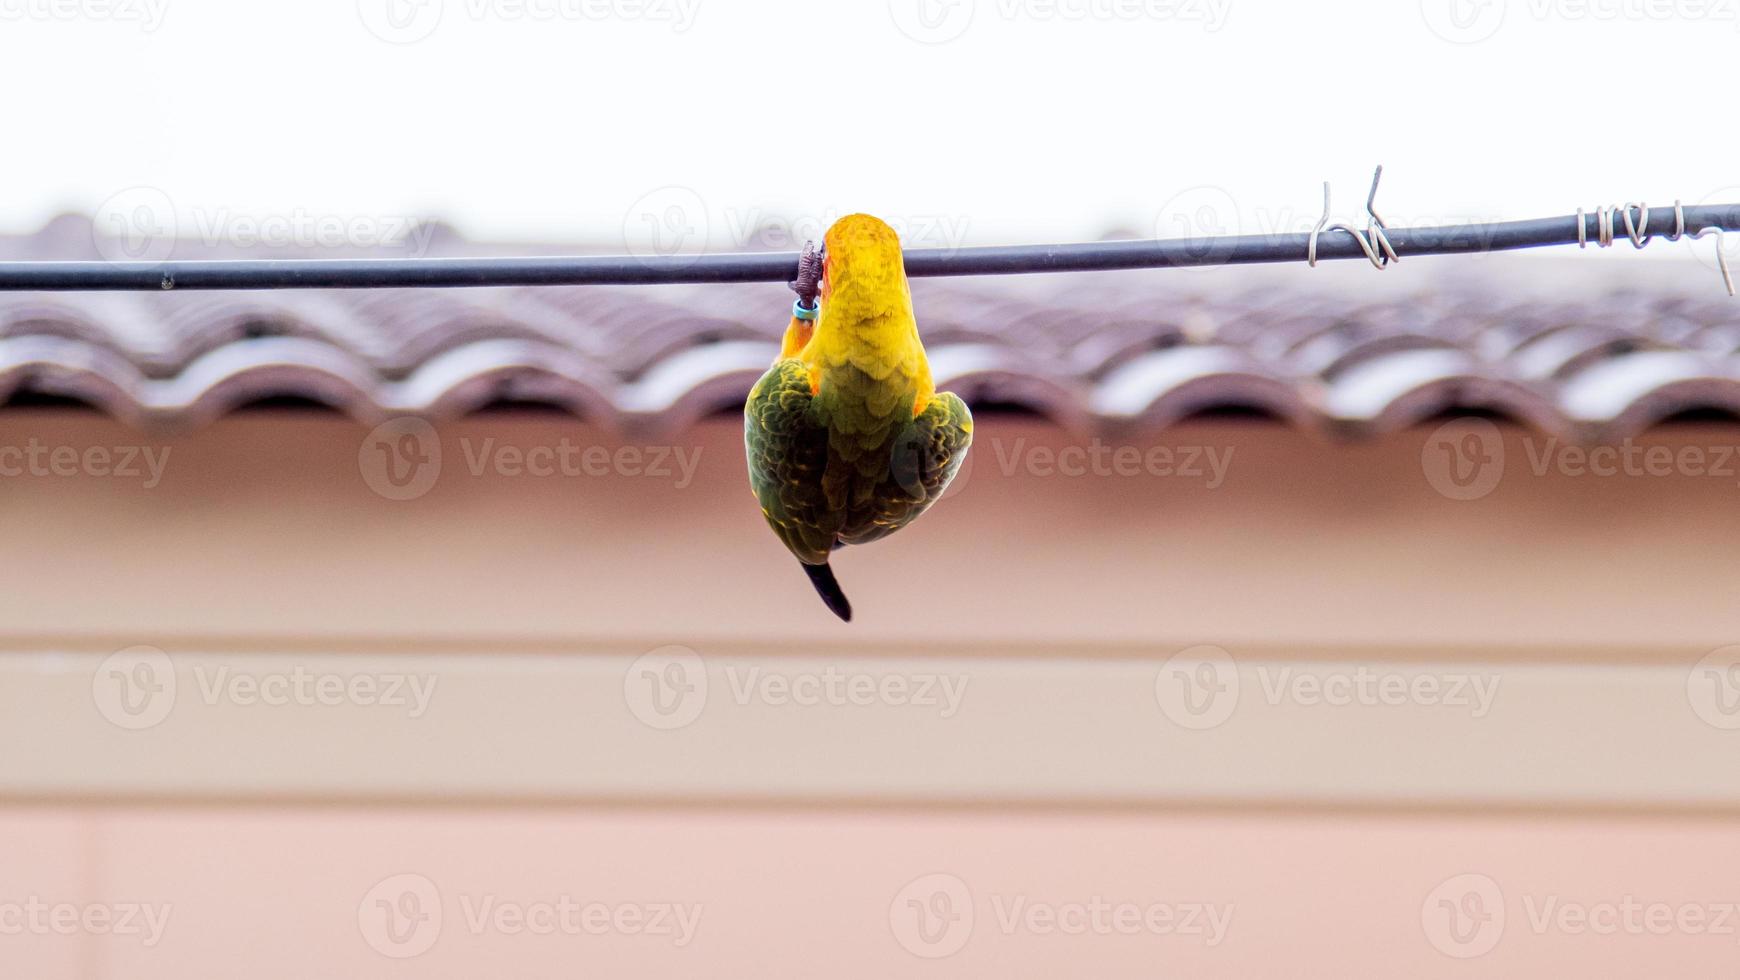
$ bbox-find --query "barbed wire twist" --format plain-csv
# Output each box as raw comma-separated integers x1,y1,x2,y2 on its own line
1578,200,1734,296
1308,166,1398,271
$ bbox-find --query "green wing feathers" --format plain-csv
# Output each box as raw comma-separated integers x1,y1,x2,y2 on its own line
841,390,973,546
745,359,973,560
744,359,836,564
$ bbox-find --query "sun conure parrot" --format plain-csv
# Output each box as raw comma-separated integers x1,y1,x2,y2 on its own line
743,213,973,621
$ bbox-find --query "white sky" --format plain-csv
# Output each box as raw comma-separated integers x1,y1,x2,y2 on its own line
1,0,1736,255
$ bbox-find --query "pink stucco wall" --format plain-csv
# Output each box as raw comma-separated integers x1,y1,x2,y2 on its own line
7,807,1740,977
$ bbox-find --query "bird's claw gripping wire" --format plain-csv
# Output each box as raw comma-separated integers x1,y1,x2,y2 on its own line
789,241,824,319
1308,166,1398,270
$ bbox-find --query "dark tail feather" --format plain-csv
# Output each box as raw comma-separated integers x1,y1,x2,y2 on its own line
801,562,853,622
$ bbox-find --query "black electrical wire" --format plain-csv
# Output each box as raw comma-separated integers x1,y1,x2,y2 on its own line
0,205,1735,291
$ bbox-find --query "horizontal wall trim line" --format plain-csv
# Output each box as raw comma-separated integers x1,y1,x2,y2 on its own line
6,650,1735,810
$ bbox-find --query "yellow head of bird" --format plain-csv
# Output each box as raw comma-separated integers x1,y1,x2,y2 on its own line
820,214,909,321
